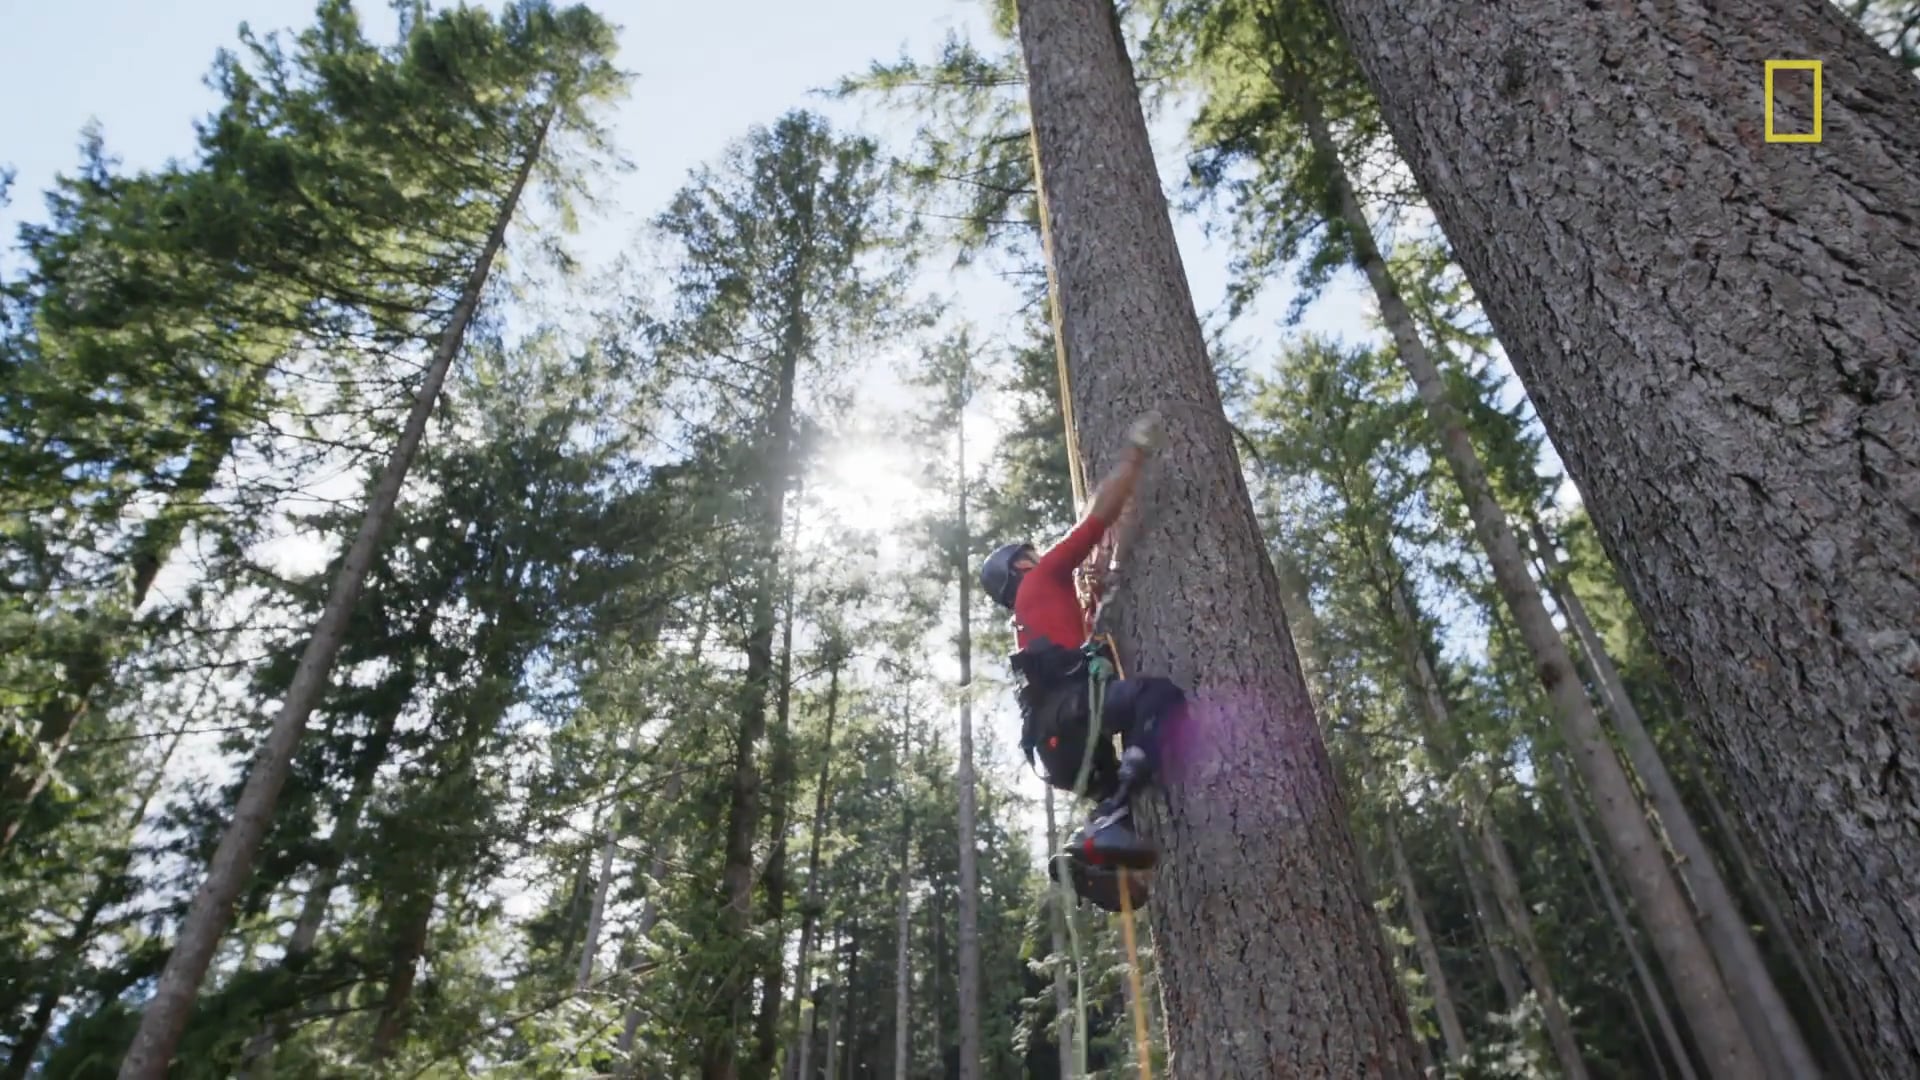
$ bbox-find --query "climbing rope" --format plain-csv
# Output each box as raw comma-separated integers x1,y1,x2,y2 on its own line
1029,122,1154,1080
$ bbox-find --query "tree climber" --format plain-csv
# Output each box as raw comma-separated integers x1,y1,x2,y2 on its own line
979,413,1189,911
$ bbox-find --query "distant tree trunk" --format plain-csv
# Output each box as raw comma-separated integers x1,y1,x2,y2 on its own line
1548,754,1699,1080
952,403,984,1080
753,506,805,1079
367,883,437,1061
1624,980,1677,1080
1280,51,1760,1078
1696,771,1868,1080
1530,520,1818,1080
578,825,621,988
616,774,680,1076
1045,788,1074,1080
1447,814,1526,1013
1015,0,1419,1070
1323,1,1920,1069
785,655,843,1080
1384,812,1469,1064
1354,528,1587,1078
893,720,913,1080
706,215,809,1080
114,107,550,1080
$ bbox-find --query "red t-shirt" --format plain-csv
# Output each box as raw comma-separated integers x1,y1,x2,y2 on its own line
1013,510,1109,651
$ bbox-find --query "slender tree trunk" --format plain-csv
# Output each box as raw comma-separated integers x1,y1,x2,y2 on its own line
1549,754,1700,1080
1323,1,1920,1069
1531,521,1817,1079
1280,54,1760,1079
706,217,809,1080
578,824,621,989
893,720,912,1080
1384,813,1469,1065
822,935,845,1080
952,404,983,1080
785,657,842,1080
1354,534,1587,1078
1045,788,1074,1080
367,883,437,1062
617,771,682,1075
1697,772,1868,1080
113,108,549,1080
1446,814,1526,1013
1625,979,1677,1080
753,506,805,1080
1016,0,1418,1071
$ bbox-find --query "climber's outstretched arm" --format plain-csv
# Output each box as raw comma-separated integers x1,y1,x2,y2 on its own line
1088,412,1163,527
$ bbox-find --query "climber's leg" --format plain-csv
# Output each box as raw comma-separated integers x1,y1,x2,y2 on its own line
1067,675,1189,873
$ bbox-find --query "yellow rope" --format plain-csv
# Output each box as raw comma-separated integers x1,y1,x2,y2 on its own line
1029,124,1154,1080
1118,869,1152,1080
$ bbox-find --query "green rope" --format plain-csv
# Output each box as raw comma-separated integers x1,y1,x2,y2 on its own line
1055,643,1111,1079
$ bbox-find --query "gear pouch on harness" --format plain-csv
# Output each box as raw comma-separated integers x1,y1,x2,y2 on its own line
1012,638,1117,795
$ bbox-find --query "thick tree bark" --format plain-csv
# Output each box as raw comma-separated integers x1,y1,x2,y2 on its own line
1531,520,1818,1079
1549,754,1700,1080
784,657,842,1080
114,107,550,1080
1281,53,1760,1079
1014,1,1418,1073
1322,2,1920,1070
1384,812,1470,1065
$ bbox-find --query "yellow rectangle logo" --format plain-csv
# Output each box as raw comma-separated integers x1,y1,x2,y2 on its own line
1765,60,1822,143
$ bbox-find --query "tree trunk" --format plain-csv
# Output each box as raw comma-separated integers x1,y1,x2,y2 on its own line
1280,54,1760,1079
1016,0,1418,1072
785,657,842,1080
618,770,683,1075
1045,787,1074,1080
1440,813,1523,1016
1549,754,1700,1080
753,509,804,1080
952,403,983,1080
367,883,437,1062
578,824,621,989
1625,978,1677,1080
1323,1,1920,1069
1697,770,1868,1080
1530,520,1818,1079
114,106,550,1080
705,202,809,1080
1384,812,1470,1065
1353,532,1587,1078
893,721,913,1080
822,935,845,1080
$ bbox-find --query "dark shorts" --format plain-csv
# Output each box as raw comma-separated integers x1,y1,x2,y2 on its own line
1019,670,1186,802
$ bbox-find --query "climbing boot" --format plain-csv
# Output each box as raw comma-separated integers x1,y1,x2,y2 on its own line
1051,853,1150,913
1068,801,1158,871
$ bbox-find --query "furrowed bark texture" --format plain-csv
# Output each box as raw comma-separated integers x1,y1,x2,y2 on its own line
1014,0,1418,1073
1322,3,1920,1071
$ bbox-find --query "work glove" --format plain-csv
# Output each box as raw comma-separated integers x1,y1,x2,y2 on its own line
1127,411,1164,452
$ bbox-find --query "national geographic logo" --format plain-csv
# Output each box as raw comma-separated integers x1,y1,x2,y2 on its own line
1764,60,1823,143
